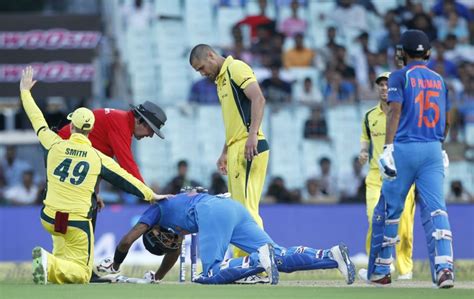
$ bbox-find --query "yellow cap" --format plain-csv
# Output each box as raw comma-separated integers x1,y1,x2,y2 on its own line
375,72,391,84
67,107,95,131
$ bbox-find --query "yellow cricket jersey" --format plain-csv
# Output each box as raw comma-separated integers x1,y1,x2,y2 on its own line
360,104,386,170
21,91,154,219
215,56,265,146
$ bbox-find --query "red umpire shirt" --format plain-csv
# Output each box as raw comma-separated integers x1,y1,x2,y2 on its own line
58,108,144,182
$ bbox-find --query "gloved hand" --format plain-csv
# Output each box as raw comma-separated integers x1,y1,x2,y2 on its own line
143,271,160,284
378,144,397,181
442,150,449,176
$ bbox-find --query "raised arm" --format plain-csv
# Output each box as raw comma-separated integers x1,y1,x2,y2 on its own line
19,66,62,150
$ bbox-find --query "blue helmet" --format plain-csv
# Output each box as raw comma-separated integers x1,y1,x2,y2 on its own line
400,29,431,54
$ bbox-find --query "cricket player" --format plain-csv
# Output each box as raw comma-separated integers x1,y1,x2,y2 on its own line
189,44,269,257
19,66,170,284
359,72,415,280
97,189,355,285
360,30,454,288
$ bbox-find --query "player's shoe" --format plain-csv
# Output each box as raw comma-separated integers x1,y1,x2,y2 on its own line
358,268,392,286
397,272,413,280
96,257,120,275
235,274,270,284
330,243,355,284
436,269,454,289
258,243,279,285
32,247,48,285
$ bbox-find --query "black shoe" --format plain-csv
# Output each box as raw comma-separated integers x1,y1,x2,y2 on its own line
437,269,454,289
90,271,113,283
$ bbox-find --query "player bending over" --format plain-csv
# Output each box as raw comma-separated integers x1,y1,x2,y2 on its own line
97,189,355,285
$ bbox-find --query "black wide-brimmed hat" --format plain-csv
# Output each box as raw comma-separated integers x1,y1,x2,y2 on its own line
131,101,167,139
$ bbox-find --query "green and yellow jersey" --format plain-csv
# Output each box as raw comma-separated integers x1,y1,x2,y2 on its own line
21,91,154,219
215,56,265,146
360,104,387,171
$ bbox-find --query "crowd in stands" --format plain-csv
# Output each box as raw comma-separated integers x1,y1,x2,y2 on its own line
0,0,473,205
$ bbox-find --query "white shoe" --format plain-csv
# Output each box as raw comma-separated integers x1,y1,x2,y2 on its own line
330,243,355,284
257,243,279,285
143,271,160,283
96,257,120,274
397,272,413,280
32,247,48,285
235,274,270,284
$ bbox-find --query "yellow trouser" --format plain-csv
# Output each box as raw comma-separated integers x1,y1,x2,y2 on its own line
40,209,94,284
227,138,269,257
365,170,415,275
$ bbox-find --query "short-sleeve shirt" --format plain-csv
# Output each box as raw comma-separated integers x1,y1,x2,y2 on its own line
215,56,265,146
360,104,386,170
387,61,450,143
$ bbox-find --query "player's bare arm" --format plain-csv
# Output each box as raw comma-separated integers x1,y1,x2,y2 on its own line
359,141,369,165
243,81,266,161
385,102,402,145
155,246,181,281
217,143,228,175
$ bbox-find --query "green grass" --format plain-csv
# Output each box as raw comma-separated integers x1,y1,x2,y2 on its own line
1,261,473,299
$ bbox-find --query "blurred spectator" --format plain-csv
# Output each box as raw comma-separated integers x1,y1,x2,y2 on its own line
236,0,275,42
446,180,473,203
394,0,424,27
313,157,338,198
350,31,371,88
406,12,438,41
208,172,228,195
44,97,67,130
278,0,307,38
432,0,473,21
427,42,459,79
339,157,366,203
121,0,153,29
265,176,293,203
4,169,39,205
303,106,328,140
378,21,401,53
359,69,379,101
320,26,344,63
261,65,292,104
283,33,315,68
323,69,356,105
296,77,322,105
444,126,468,161
332,0,369,34
302,178,321,202
436,10,469,43
250,24,275,66
164,160,201,194
188,78,220,105
0,145,31,187
226,40,254,65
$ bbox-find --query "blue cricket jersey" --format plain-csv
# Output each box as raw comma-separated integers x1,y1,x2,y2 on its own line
387,61,450,143
138,192,211,235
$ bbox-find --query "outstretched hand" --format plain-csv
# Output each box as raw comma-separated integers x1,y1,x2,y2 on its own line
150,193,175,204
20,66,37,91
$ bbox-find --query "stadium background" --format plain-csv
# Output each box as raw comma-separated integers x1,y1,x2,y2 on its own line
0,0,473,287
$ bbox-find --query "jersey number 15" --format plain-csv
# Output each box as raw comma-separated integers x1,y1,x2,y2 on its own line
415,90,440,128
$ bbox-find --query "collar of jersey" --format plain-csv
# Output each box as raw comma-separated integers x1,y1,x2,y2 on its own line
216,55,234,82
407,60,427,68
69,133,92,146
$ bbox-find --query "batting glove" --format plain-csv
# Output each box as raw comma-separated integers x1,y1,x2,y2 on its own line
442,150,449,176
378,144,397,181
143,271,160,283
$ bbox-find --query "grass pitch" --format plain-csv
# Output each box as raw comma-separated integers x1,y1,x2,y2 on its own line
1,261,473,299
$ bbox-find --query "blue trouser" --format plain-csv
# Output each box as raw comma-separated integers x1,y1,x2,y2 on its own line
194,197,337,284
372,142,453,281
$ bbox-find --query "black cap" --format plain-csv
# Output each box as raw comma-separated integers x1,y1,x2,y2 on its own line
400,29,431,53
131,101,167,139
